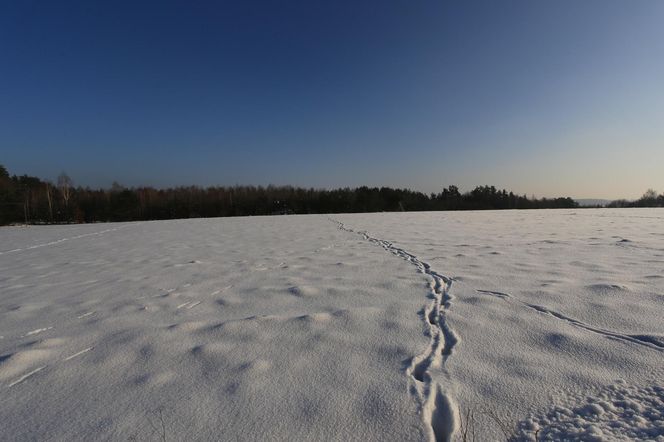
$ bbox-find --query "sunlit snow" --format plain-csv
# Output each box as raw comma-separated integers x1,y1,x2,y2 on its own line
1,209,662,440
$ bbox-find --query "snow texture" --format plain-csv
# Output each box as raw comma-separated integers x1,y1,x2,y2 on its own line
1,209,662,441
513,381,664,441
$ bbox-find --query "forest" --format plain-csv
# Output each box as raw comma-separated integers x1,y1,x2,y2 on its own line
607,189,664,208
0,163,594,225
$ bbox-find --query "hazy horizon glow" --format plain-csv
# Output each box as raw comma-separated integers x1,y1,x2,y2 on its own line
2,1,663,200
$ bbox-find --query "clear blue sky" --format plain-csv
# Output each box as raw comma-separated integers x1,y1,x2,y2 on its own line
2,1,663,199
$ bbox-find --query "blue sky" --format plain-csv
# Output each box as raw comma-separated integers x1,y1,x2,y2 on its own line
1,1,663,199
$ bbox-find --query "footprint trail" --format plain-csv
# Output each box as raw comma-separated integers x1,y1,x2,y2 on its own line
331,219,459,442
477,290,664,351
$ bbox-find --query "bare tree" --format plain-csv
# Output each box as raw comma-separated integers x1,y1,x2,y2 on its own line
57,172,73,207
45,182,54,222
642,189,658,201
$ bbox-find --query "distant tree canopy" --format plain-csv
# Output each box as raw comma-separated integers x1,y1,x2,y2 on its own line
0,164,582,225
607,189,664,208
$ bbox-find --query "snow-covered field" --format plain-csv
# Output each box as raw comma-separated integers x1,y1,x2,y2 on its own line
1,209,662,441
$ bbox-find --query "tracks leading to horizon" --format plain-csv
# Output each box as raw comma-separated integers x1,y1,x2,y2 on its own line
330,218,459,442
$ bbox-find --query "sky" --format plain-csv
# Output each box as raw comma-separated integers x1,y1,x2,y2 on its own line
1,1,663,199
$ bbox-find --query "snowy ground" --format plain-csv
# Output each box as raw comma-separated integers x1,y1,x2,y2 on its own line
1,209,662,441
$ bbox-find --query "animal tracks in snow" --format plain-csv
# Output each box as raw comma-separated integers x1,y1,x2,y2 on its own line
331,218,459,442
476,289,664,351
0,224,132,255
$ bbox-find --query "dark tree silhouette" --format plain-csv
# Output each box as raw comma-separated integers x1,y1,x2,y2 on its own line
607,189,664,208
0,164,586,225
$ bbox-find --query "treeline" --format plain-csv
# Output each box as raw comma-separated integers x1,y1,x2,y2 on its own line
0,164,579,225
607,189,664,208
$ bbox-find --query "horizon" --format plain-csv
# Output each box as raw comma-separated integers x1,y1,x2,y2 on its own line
0,164,649,202
0,162,633,202
2,1,663,200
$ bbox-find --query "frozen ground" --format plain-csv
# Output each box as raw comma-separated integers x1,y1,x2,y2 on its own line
0,209,662,441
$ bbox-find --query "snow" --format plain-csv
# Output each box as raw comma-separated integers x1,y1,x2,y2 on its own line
514,383,664,441
1,209,663,440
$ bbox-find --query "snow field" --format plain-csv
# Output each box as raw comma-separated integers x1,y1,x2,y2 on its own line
1,209,662,440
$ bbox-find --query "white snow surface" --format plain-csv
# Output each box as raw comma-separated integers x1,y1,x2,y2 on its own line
1,209,662,441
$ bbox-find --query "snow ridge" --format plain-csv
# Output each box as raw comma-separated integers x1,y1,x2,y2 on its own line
331,219,459,442
477,290,664,352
